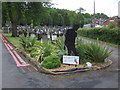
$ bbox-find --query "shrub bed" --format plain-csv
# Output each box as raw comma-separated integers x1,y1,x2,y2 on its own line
77,27,120,45
4,33,111,69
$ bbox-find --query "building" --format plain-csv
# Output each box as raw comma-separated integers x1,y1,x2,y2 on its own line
92,18,105,25
103,17,120,27
118,1,120,17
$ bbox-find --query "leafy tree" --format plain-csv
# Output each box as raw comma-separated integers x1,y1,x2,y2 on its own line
5,2,25,37
76,7,86,13
2,2,51,36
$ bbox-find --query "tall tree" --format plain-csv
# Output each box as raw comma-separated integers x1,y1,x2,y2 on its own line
7,2,22,37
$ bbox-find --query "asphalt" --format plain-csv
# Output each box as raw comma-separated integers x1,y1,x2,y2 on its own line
1,35,119,88
0,35,2,89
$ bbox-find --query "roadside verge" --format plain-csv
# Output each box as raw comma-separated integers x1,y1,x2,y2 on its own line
2,34,113,75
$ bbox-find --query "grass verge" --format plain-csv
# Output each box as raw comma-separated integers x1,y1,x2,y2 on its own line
0,29,3,32
3,33,22,49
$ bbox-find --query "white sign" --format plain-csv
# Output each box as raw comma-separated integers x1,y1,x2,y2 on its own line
63,55,79,65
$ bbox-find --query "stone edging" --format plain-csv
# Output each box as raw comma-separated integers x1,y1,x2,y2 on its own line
2,34,113,75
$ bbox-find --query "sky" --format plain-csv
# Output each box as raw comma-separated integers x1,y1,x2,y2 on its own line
51,0,120,17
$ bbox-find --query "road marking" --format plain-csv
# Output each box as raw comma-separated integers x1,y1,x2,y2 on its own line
6,42,13,50
32,65,38,71
4,43,22,67
1,35,39,73
2,37,30,67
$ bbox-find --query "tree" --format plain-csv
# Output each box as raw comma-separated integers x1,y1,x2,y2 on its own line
73,13,85,27
76,7,86,13
6,2,25,37
2,2,51,36
2,2,9,27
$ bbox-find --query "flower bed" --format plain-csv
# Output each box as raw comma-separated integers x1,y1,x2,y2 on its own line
2,34,113,75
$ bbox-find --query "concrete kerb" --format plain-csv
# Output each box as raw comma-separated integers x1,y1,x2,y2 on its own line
2,34,113,75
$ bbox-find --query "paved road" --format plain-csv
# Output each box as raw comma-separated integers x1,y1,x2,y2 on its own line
0,35,2,89
1,35,119,88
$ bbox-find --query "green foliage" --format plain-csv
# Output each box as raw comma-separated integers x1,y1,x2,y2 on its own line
85,41,112,62
42,55,61,69
93,13,108,19
76,39,112,63
30,40,53,62
54,37,68,58
19,34,37,51
42,40,53,57
78,27,120,45
30,42,44,62
4,33,21,48
75,39,88,63
108,22,116,29
3,2,109,28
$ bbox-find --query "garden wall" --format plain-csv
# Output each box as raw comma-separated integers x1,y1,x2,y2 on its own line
77,27,120,45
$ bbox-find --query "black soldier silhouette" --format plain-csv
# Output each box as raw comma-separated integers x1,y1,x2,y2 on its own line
64,24,80,56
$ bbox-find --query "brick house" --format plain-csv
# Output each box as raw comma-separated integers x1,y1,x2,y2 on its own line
103,17,120,27
92,18,105,25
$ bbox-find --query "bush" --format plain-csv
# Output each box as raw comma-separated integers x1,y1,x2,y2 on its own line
76,39,88,63
108,22,116,29
30,42,44,62
54,37,68,59
30,40,53,62
85,41,112,62
42,55,61,69
77,27,120,45
42,40,53,57
76,39,112,63
19,34,37,51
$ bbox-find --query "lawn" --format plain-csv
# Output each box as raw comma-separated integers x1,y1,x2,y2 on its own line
0,29,3,32
3,33,22,49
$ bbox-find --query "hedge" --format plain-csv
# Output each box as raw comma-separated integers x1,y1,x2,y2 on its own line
77,27,120,45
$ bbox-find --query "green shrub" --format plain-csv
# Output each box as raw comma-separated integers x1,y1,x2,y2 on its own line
76,39,112,63
42,40,52,57
19,34,37,51
77,27,120,45
55,37,68,58
76,39,88,63
42,55,61,69
30,43,44,62
85,41,112,62
30,40,53,62
108,22,116,29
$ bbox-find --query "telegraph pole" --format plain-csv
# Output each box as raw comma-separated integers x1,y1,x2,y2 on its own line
118,1,120,17
93,0,96,27
94,0,95,15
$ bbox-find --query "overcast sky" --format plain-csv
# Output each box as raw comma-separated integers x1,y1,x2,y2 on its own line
51,0,120,17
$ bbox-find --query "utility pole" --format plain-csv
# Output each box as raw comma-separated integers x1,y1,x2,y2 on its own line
118,1,120,17
93,0,96,27
94,0,95,15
